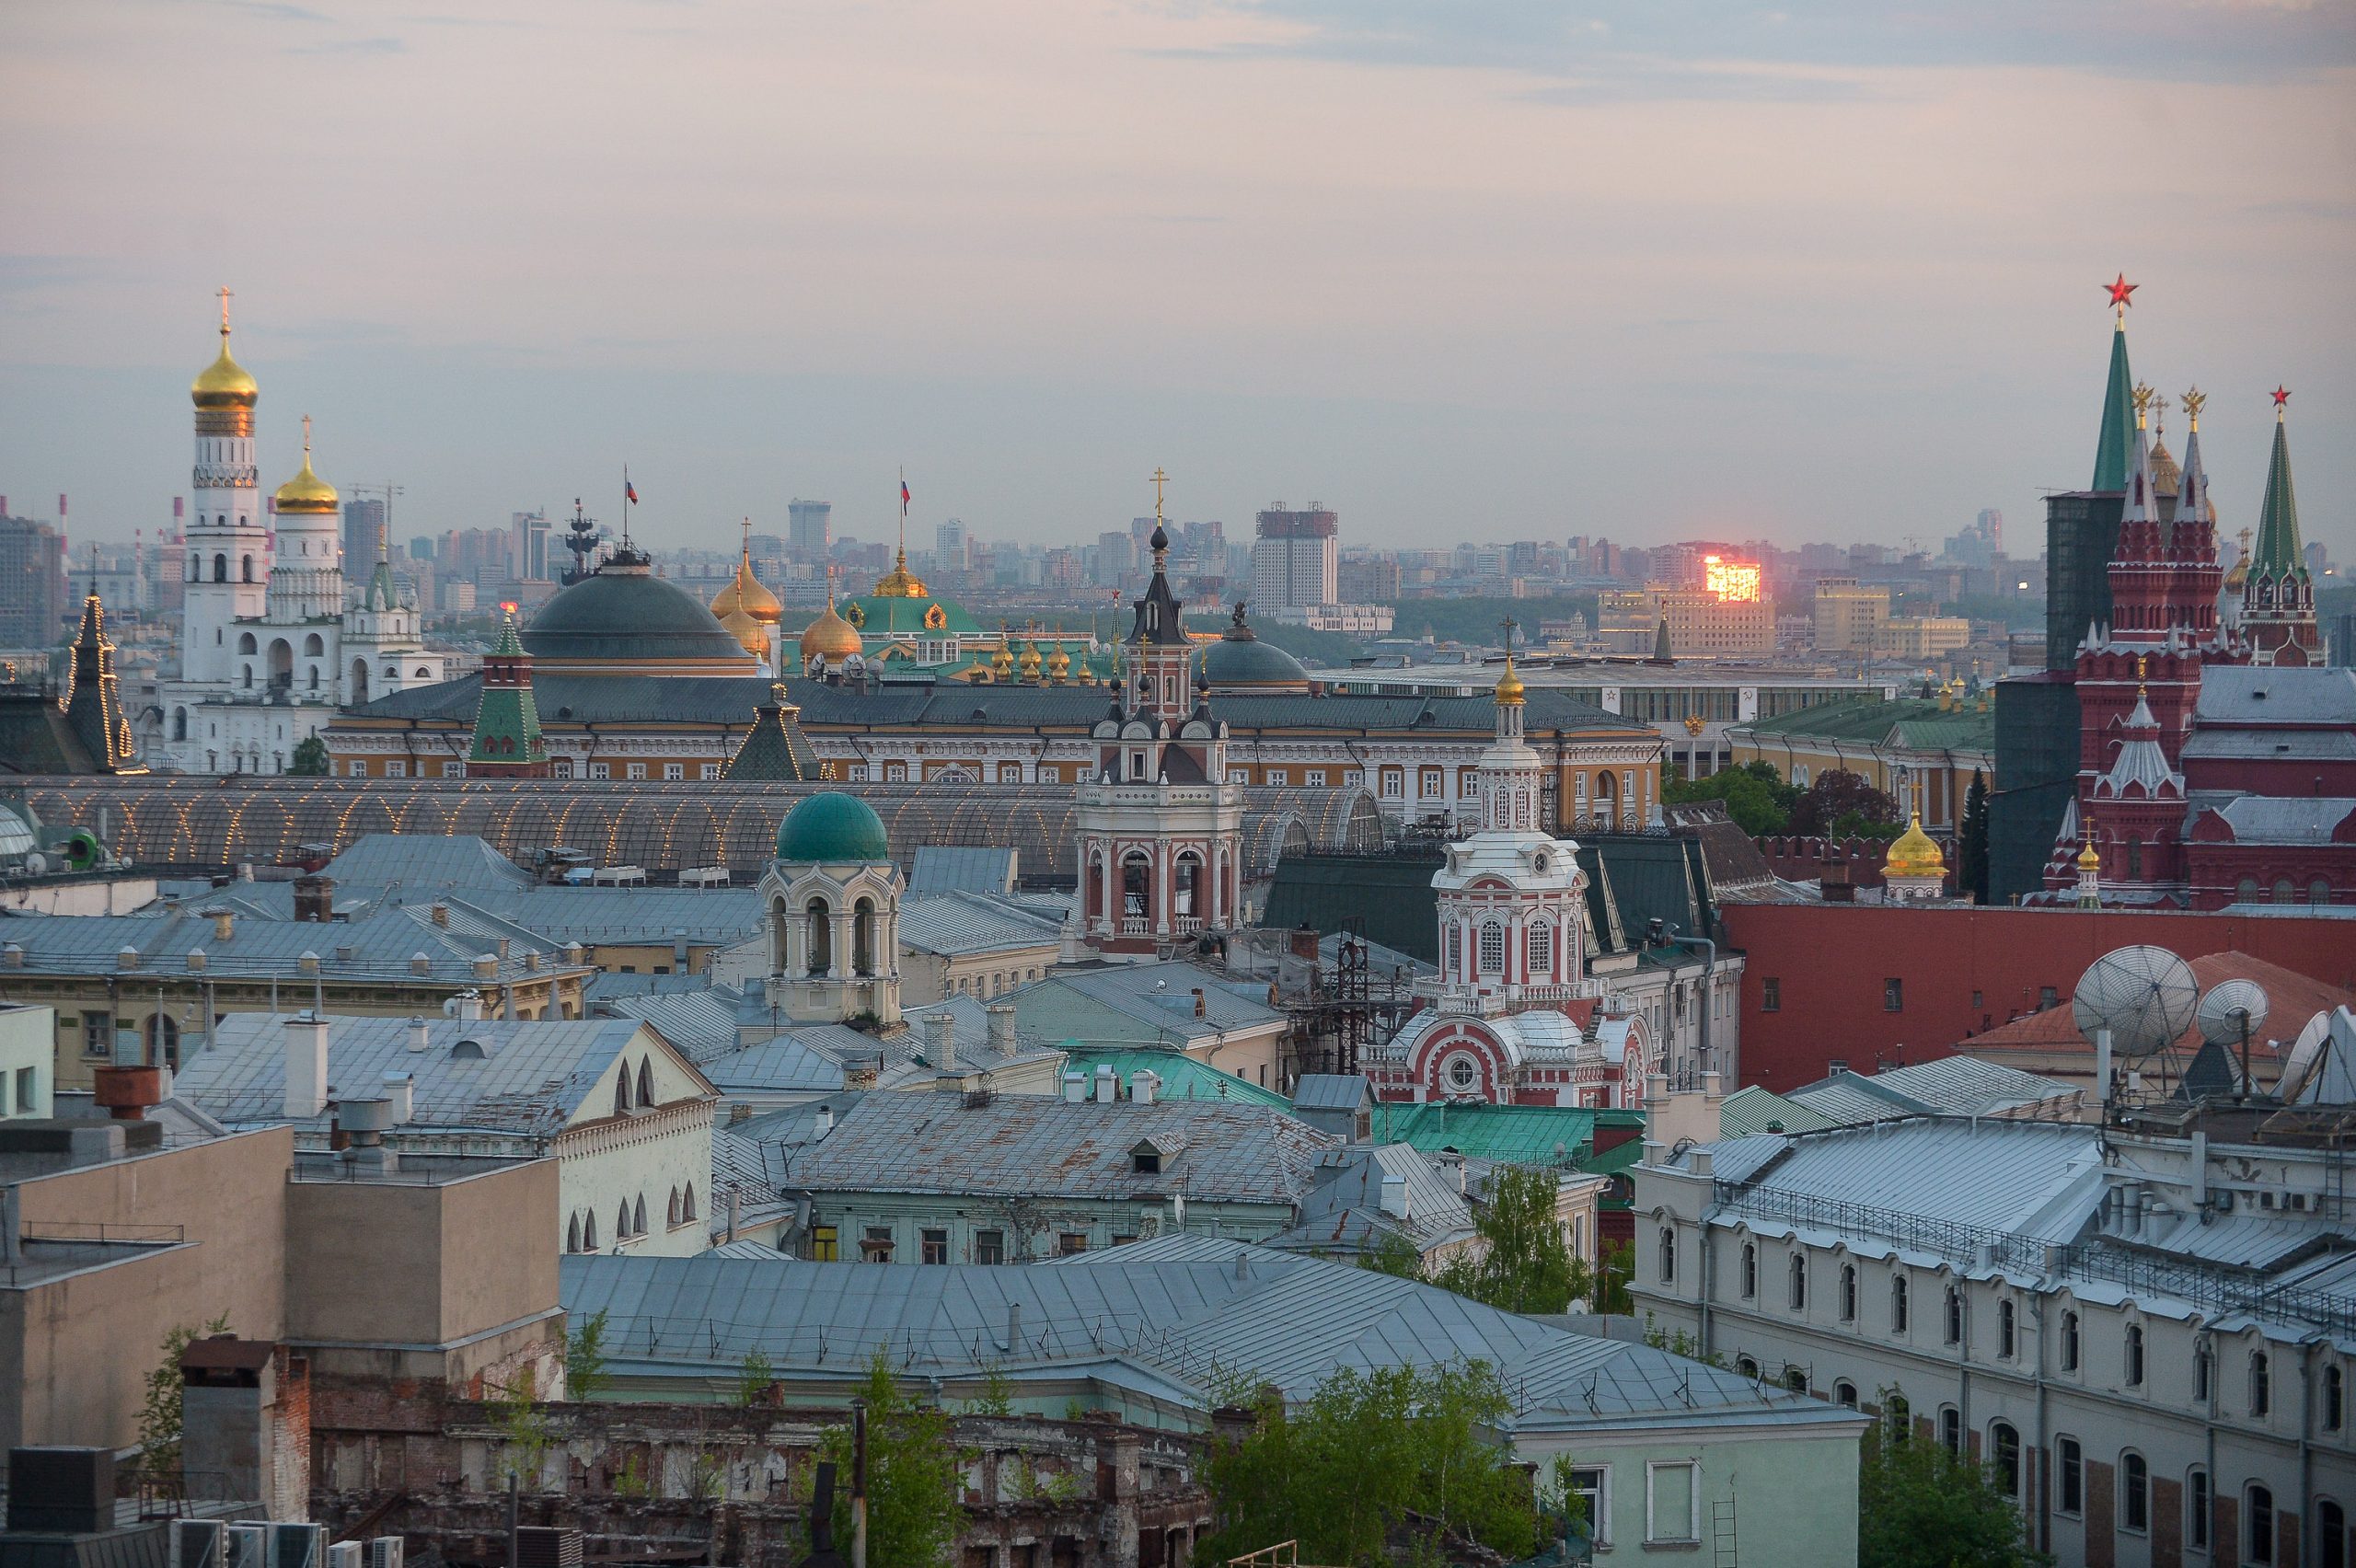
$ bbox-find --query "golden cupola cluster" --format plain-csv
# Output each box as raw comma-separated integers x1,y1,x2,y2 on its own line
1884,811,1947,880
272,416,338,514
872,549,929,600
710,523,783,628
800,576,863,663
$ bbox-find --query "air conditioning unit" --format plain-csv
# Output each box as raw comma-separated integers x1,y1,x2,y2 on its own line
327,1545,363,1568
366,1538,405,1568
274,1524,328,1568
225,1524,272,1568
177,1521,228,1568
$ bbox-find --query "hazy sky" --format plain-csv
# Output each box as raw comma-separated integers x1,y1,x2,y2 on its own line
5,0,2352,561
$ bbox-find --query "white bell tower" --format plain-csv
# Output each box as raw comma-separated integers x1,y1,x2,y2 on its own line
182,289,271,686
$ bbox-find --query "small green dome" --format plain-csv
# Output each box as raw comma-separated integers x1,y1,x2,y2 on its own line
776,791,891,863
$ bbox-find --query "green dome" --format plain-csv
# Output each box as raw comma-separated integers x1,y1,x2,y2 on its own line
776,791,891,863
1199,608,1311,690
524,561,753,666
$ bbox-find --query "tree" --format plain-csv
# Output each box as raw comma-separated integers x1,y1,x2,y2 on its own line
138,1312,230,1474
816,1352,964,1568
564,1309,610,1401
1592,1240,1635,1316
490,1366,554,1485
1958,769,1991,905
1195,1361,1539,1566
287,735,330,776
1858,1423,2050,1568
1359,1166,1592,1314
735,1349,776,1407
1662,762,1798,836
1789,768,1902,837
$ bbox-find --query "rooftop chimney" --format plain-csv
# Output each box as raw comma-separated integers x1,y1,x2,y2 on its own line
381,1072,413,1124
1134,1069,1161,1105
430,903,450,928
921,1011,955,1065
283,1012,329,1121
1093,1063,1118,1103
210,910,235,942
1192,987,1207,1019
1379,1171,1409,1220
407,1016,431,1053
987,1003,1017,1057
1062,1071,1089,1103
293,875,334,924
814,1105,835,1138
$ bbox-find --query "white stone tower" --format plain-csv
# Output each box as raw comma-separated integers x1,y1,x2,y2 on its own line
266,415,344,626
182,289,271,686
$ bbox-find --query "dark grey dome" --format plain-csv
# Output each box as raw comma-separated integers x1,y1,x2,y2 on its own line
1199,606,1311,690
523,565,751,664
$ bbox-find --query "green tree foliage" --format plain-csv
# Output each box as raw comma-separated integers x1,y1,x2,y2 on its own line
563,1310,610,1402
1359,1167,1591,1314
1196,1362,1538,1566
1790,768,1902,837
735,1348,776,1407
286,735,330,776
490,1366,554,1484
1592,1240,1635,1316
1663,760,1799,836
138,1312,231,1473
1859,1424,2050,1568
1958,769,1992,905
816,1352,964,1568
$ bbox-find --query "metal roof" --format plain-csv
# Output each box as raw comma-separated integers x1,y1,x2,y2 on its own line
321,833,535,891
2193,665,2356,725
1731,697,1993,755
1272,1144,1478,1254
598,987,754,1060
908,847,1019,896
558,1247,1863,1438
2203,796,2356,846
176,1013,708,1138
1365,1101,1640,1168
1290,1074,1373,1115
1863,1057,2078,1118
1004,961,1287,1050
771,1093,1334,1206
1059,1046,1292,1109
0,904,572,986
896,892,1065,958
1717,1085,1840,1137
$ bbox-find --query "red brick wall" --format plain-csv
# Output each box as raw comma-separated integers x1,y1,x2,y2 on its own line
2085,1458,2115,1568
2151,1474,2181,1568
1721,903,2356,1091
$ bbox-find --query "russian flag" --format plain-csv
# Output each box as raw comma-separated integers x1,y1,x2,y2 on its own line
626,480,639,504
900,479,910,508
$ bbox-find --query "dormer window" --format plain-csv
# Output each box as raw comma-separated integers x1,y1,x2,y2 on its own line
1130,1139,1170,1175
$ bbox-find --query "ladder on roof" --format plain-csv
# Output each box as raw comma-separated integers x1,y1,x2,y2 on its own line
1712,1497,1738,1567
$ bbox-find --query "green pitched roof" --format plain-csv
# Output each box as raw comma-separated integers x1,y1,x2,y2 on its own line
2250,414,2306,580
2091,322,2137,491
724,687,824,781
467,617,547,767
1368,1101,1642,1169
1719,1084,1840,1137
1734,696,1993,754
1058,1046,1292,1109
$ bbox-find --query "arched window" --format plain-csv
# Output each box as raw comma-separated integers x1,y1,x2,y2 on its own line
1832,1380,1857,1409
2054,1436,2081,1516
1944,1286,1963,1345
1173,851,1202,917
1657,1225,1676,1285
1787,1254,1807,1310
806,898,833,974
1783,1366,1807,1393
1527,919,1553,975
2236,876,2261,903
1839,1263,1857,1321
2187,1468,2212,1552
2327,1364,2345,1431
582,1211,597,1251
2120,1451,2149,1532
241,554,255,582
2246,1484,2276,1563
681,1182,697,1222
2126,1323,2144,1387
2272,877,2295,905
852,897,876,975
636,1056,654,1108
1997,1299,2015,1357
237,632,258,655
304,633,324,656
1891,1275,1910,1332
1736,1355,1759,1379
667,1188,681,1227
566,1215,581,1252
632,1193,647,1236
2313,878,2334,907
214,553,227,582
1739,1242,1757,1298
1939,1407,1961,1455
171,707,188,741
2061,1309,2080,1371
2314,1498,2343,1568
2249,1349,2270,1415
615,1070,632,1116
1989,1422,2020,1497
1478,921,1506,974
617,1202,632,1239
2195,1345,2212,1401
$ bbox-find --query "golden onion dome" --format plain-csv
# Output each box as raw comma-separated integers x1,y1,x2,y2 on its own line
2149,438,2180,499
990,642,1015,677
800,594,863,661
719,602,766,658
192,332,259,409
1884,811,1946,878
2077,836,2102,873
1046,640,1072,678
272,423,337,515
873,550,929,599
1018,640,1043,677
710,573,741,620
1494,654,1525,707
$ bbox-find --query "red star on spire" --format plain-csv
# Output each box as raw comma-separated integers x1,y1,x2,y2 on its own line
2271,385,2292,409
2104,273,2137,312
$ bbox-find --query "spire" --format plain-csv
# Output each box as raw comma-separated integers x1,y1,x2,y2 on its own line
63,584,145,774
1650,615,1674,664
466,603,549,776
2091,276,2139,491
2174,387,2211,533
2120,383,2160,526
2251,388,2305,580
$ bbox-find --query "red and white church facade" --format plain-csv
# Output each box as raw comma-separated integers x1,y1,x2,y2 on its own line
1369,654,1654,1107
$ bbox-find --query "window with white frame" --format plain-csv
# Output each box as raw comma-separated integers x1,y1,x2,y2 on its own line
441,761,463,778
700,763,721,779
386,759,407,778
2055,1436,2082,1516
626,762,647,779
885,761,907,782
1304,768,1325,786
1478,922,1506,974
664,763,684,779
1265,769,1288,786
588,762,611,778
2119,1451,2149,1533
2186,1467,2210,1552
1420,767,1443,799
1528,920,1553,974
1381,769,1403,799
1565,1466,1609,1546
1644,1461,1698,1545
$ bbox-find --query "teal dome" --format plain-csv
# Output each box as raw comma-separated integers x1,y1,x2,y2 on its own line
1199,606,1311,691
776,791,891,864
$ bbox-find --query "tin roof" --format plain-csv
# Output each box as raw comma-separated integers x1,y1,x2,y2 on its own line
1004,961,1287,1051
772,1093,1334,1206
1364,1101,1643,1169
1059,1046,1292,1109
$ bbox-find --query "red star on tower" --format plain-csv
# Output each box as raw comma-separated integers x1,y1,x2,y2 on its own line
2271,385,2292,409
2104,273,2138,312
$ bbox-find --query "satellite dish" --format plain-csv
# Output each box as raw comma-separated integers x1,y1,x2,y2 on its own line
2073,945,2200,1060
2196,979,2269,1047
2276,1011,2332,1103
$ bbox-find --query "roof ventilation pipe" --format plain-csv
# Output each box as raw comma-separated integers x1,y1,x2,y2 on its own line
1380,1172,1409,1220
1134,1070,1160,1106
283,1011,329,1121
381,1073,413,1124
1094,1064,1118,1103
1062,1072,1088,1104
987,1003,1017,1057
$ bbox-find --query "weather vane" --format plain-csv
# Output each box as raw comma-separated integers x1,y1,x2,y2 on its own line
2180,387,2205,431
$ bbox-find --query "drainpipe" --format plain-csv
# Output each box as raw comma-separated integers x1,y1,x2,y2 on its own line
2301,1338,2318,1568
2028,1294,2050,1555
1666,928,1716,1078
2201,1326,2218,1558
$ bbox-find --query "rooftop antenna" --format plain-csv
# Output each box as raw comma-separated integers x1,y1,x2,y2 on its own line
2073,944,2199,1114
2195,978,2269,1102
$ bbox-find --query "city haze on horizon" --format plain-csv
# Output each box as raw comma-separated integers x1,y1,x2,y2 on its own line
3,0,2352,558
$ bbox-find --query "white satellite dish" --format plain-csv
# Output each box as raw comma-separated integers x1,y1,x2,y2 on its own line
2276,1011,2332,1103
2196,979,2269,1048
2073,945,2200,1061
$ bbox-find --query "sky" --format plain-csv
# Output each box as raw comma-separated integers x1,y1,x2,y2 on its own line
3,0,2352,561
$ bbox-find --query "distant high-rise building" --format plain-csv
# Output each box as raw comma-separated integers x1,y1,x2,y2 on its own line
0,512,66,647
1812,578,1889,653
1337,554,1400,605
788,498,831,561
1252,504,1339,611
342,497,387,566
1977,507,2004,552
512,510,550,581
936,518,971,573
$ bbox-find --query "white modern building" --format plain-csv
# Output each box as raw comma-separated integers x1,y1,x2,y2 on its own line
1632,1101,2356,1568
1251,504,1339,612
156,299,448,773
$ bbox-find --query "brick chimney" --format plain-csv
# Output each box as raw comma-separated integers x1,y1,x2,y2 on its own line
292,875,334,924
